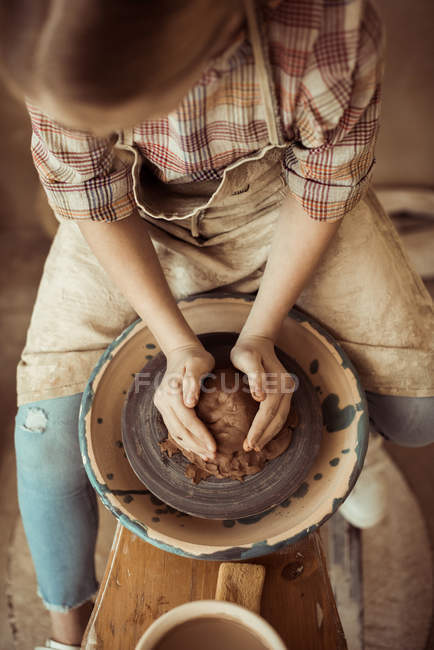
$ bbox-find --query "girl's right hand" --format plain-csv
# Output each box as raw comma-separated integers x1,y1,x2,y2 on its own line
153,343,217,460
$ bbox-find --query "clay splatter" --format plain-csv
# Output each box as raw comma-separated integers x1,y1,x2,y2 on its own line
314,473,323,481
321,393,356,433
310,359,319,374
293,482,309,498
223,520,236,528
329,458,340,467
237,508,277,525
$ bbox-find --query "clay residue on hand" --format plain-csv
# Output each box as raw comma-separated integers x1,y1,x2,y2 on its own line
159,366,298,484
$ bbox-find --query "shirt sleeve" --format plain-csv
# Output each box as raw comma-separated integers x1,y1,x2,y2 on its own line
26,101,136,223
282,0,385,222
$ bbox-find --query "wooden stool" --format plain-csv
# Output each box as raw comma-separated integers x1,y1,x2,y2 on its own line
82,523,347,649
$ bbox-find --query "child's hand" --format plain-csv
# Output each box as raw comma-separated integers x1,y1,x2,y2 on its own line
230,334,296,452
153,344,217,461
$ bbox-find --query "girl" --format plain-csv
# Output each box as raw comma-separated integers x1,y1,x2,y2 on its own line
1,0,432,647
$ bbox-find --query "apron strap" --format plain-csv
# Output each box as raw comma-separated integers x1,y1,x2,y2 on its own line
243,0,284,146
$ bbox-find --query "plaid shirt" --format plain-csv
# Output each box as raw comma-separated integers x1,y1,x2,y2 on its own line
27,0,384,223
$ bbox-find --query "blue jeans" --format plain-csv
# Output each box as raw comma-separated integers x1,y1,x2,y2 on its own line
14,391,434,611
14,394,99,612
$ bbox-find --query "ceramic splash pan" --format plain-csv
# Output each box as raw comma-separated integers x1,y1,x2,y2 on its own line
79,292,369,561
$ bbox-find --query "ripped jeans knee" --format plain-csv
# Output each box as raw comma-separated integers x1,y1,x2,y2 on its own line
15,394,91,494
19,405,49,432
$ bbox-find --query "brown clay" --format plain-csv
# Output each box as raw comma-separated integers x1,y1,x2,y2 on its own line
160,366,297,483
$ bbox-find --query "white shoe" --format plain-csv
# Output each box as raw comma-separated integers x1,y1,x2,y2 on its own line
339,432,388,529
35,639,80,650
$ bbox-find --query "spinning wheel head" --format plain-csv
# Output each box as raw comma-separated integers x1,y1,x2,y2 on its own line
122,332,323,519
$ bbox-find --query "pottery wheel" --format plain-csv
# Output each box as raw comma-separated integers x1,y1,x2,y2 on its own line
121,332,323,519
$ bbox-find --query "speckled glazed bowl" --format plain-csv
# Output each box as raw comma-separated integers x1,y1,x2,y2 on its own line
79,292,369,561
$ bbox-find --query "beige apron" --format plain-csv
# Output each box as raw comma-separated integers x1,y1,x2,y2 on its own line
16,0,434,406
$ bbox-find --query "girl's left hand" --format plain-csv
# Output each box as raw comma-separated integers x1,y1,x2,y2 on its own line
230,334,296,452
